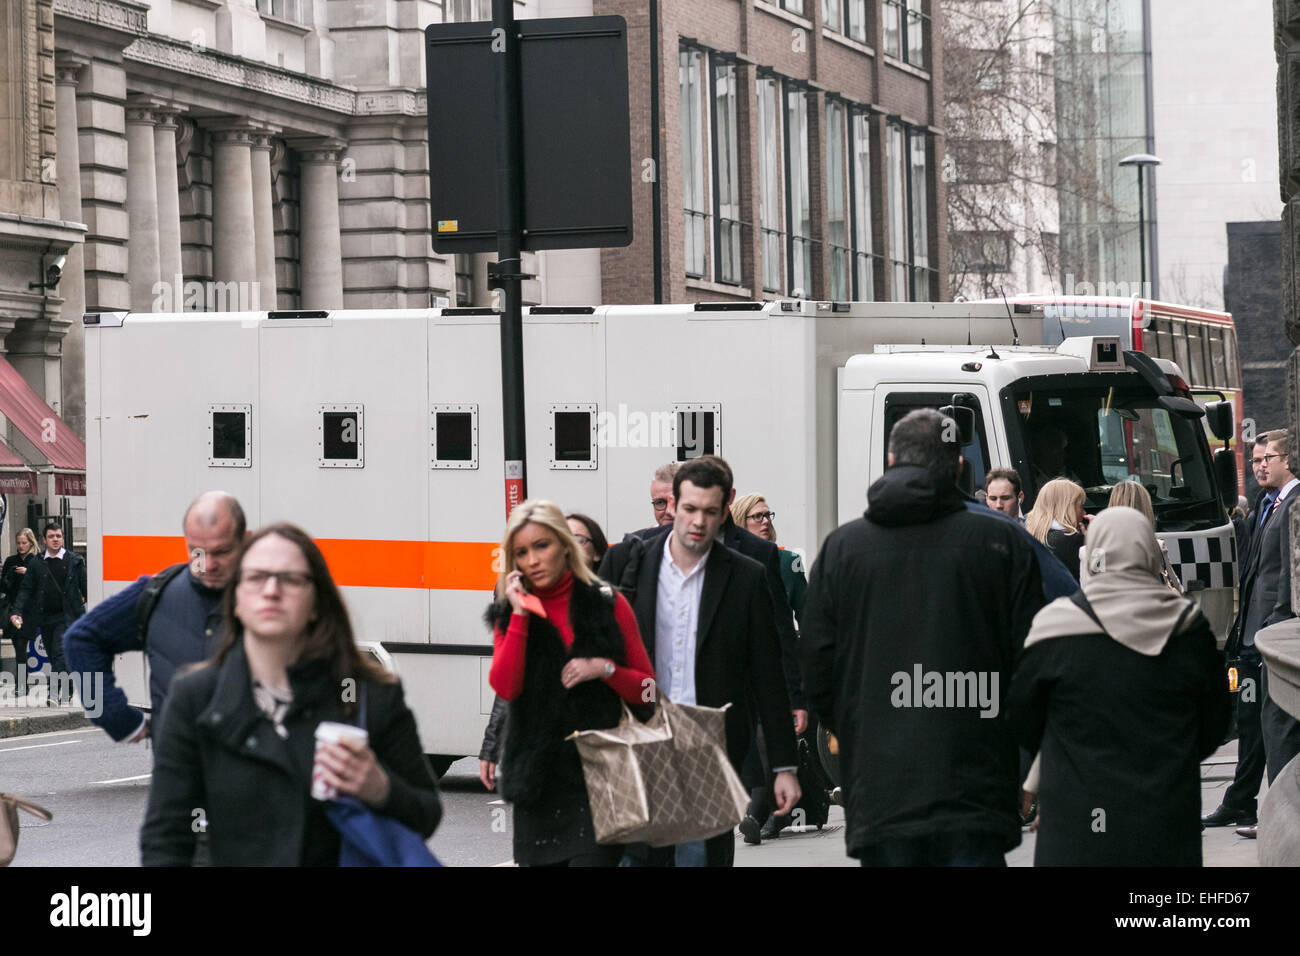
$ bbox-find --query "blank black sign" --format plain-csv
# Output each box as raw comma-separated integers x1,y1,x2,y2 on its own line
425,15,633,253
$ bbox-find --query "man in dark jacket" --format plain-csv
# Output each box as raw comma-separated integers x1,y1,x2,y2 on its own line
11,522,87,698
599,456,800,866
1204,435,1273,828
802,409,1044,865
64,492,245,743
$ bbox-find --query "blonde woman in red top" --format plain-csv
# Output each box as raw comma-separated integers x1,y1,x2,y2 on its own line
486,499,654,867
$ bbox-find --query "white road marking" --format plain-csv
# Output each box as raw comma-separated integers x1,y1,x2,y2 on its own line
93,773,152,785
0,726,98,742
0,739,80,753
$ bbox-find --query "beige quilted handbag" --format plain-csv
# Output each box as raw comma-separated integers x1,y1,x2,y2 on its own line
570,696,748,847
1,792,52,866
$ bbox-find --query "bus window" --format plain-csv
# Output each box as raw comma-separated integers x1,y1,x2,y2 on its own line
1151,317,1172,360
1207,327,1226,389
1224,328,1241,389
1172,325,1191,380
1185,323,1207,387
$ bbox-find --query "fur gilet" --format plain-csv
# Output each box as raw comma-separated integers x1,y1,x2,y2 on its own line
484,578,628,806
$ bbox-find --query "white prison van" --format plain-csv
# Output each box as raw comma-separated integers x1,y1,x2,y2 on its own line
83,300,1234,765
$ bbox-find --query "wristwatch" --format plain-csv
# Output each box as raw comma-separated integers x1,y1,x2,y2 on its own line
602,659,615,678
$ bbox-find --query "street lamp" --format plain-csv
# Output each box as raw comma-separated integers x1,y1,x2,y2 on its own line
1119,153,1161,296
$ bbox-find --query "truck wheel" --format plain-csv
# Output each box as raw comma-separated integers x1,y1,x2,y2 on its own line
428,755,457,778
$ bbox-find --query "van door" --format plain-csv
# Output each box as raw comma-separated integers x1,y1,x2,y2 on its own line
875,386,997,489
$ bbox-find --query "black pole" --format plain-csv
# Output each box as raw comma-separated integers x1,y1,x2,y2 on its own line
1136,166,1146,296
494,0,527,516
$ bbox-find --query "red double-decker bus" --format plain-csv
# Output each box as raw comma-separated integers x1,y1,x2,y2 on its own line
999,295,1244,487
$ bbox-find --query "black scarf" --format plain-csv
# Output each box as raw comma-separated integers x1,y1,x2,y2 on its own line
484,579,629,805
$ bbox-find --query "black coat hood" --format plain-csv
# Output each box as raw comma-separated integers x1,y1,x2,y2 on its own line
866,464,965,527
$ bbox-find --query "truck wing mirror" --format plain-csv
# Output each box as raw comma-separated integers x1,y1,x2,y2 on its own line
1213,447,1238,509
938,404,975,447
1203,400,1234,442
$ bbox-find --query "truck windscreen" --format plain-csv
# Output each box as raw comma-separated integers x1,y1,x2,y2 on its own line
1009,380,1221,528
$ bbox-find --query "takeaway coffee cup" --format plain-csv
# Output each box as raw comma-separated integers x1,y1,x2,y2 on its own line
312,722,370,801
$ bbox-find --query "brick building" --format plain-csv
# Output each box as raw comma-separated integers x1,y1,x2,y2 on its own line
593,0,946,305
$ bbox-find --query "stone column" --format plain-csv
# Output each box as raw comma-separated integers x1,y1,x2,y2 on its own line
154,106,186,305
55,54,89,439
209,125,258,289
251,131,279,310
125,100,162,312
294,139,345,309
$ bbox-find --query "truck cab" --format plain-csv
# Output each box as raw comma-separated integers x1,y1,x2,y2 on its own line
838,336,1239,642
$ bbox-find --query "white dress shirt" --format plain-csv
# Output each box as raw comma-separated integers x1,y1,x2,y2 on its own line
655,531,709,706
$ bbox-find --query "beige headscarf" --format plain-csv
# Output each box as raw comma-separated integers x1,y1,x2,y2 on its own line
1024,506,1200,656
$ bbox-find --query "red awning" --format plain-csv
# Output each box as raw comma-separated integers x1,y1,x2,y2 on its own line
0,356,86,492
0,435,37,495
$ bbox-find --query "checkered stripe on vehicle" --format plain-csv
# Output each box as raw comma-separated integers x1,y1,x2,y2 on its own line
1166,533,1236,590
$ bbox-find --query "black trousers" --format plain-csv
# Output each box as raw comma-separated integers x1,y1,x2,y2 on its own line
1223,648,1266,811
1261,661,1300,784
858,831,1007,867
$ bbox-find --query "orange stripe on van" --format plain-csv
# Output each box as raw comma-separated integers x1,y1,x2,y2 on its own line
102,535,498,591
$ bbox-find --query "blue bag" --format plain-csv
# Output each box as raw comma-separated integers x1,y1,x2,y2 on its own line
322,685,441,867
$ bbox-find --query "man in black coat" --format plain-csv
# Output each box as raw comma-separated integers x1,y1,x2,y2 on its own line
599,456,800,866
802,409,1044,865
1242,431,1300,805
12,522,86,699
1205,436,1274,828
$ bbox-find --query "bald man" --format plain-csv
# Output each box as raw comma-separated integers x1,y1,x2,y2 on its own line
64,492,247,743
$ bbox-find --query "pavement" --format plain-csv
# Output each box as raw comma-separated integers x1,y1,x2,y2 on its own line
732,738,1263,867
0,703,90,739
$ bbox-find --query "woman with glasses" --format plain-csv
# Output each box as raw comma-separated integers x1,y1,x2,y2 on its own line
730,492,810,844
141,523,441,866
731,494,805,625
565,513,609,572
487,499,654,866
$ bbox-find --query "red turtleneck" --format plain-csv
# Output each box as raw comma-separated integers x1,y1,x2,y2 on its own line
489,570,655,705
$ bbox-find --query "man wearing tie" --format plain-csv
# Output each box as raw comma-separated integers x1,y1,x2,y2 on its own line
1220,430,1300,839
1203,436,1274,829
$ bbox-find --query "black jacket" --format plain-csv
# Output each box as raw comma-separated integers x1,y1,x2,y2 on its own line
1234,490,1297,655
141,641,441,866
478,695,508,763
603,517,805,710
1009,614,1229,865
15,549,87,623
1044,528,1083,582
0,552,37,644
801,464,1045,857
599,532,798,772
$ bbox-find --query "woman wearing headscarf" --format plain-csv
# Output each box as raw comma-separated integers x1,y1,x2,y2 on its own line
1024,478,1088,581
1090,480,1181,593
1008,507,1231,866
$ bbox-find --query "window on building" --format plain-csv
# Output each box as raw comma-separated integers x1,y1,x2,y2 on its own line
712,59,742,285
785,86,813,297
952,230,1012,274
886,122,933,301
827,101,850,300
782,0,807,16
1039,141,1057,186
883,0,927,68
949,140,1011,185
823,0,840,31
454,254,474,305
758,75,785,293
257,0,305,23
445,0,490,22
680,47,708,278
681,47,744,286
851,111,875,299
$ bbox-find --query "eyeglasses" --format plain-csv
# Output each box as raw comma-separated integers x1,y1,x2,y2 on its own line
571,534,591,546
746,511,776,524
239,569,314,591
1251,454,1283,466
651,498,670,512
